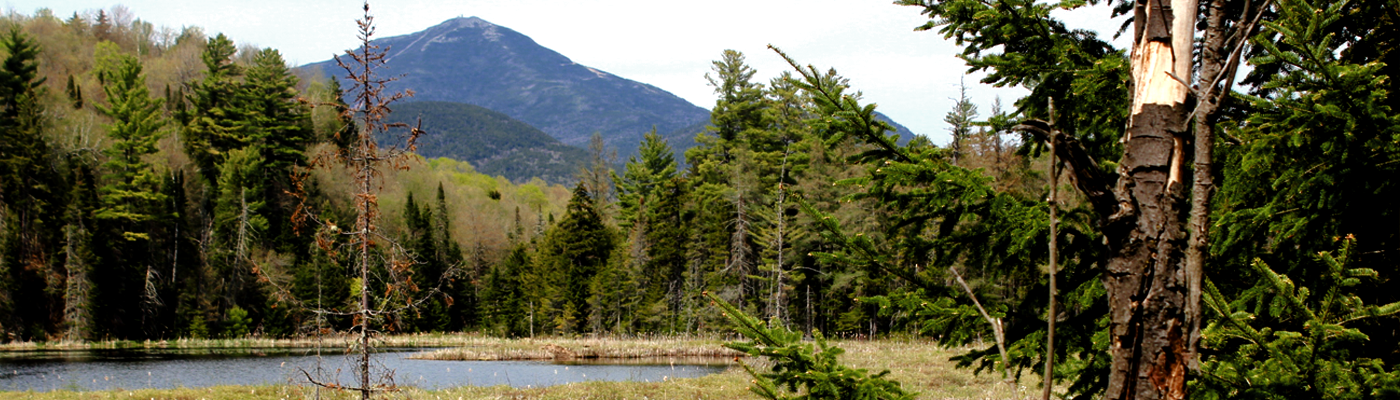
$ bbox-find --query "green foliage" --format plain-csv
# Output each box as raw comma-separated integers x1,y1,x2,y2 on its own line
185,315,209,339
0,27,60,340
615,128,678,228
896,0,1128,161
385,101,588,184
536,183,616,333
224,306,251,338
1196,238,1400,400
708,292,914,400
92,41,167,241
1207,2,1400,398
182,33,246,185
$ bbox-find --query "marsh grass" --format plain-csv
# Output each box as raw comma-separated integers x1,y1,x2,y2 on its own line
0,337,1045,399
410,335,745,361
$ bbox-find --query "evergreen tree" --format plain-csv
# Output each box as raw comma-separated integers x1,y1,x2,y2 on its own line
0,28,60,340
614,129,677,229
65,74,83,109
182,33,245,186
93,41,167,239
943,79,976,167
479,244,529,336
536,183,614,334
686,50,779,313
242,47,312,247
430,184,471,330
92,41,168,339
211,147,268,316
644,176,693,332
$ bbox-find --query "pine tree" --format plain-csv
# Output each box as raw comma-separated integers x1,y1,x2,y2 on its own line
93,42,167,240
182,33,245,186
92,41,169,339
243,47,312,247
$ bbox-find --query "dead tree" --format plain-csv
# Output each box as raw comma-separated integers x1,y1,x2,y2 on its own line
1015,0,1267,396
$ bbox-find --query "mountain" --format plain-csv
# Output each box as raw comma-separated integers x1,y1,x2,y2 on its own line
303,16,711,157
385,101,588,183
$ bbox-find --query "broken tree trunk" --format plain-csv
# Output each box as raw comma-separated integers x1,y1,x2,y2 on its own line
1104,0,1196,398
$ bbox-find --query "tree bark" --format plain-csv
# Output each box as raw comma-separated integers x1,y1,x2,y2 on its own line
1043,99,1060,400
1104,0,1195,398
1184,0,1231,367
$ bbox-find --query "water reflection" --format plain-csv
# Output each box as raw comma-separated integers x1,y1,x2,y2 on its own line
0,348,729,392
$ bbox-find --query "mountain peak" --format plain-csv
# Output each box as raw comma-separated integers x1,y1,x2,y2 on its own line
440,16,495,29
304,17,710,158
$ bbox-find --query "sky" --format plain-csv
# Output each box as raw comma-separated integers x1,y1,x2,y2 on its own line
13,0,1131,144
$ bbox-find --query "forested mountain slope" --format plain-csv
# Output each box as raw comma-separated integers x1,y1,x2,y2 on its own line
385,101,588,183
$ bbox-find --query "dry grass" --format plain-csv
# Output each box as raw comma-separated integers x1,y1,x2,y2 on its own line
0,337,1048,400
410,336,745,361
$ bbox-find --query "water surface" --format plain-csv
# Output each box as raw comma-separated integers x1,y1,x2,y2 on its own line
0,348,728,392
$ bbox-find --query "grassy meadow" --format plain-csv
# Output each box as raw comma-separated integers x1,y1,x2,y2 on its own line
0,335,1042,399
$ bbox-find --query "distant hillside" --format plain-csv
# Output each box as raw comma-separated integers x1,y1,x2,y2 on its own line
386,101,588,183
303,16,711,158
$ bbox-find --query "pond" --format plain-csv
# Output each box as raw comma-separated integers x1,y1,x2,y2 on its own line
0,348,730,392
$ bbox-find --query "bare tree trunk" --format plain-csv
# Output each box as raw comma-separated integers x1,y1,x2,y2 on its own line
949,266,1008,376
1043,98,1060,400
771,143,791,323
1185,0,1238,366
358,155,371,400
1104,0,1196,397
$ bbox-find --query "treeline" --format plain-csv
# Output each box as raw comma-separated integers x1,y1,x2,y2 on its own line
0,8,571,341
469,50,1037,337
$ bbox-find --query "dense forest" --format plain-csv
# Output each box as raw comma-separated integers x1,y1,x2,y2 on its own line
0,1,1397,399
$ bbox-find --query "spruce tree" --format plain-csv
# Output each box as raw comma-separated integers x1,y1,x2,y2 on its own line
615,129,677,228
537,183,614,333
0,28,60,341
